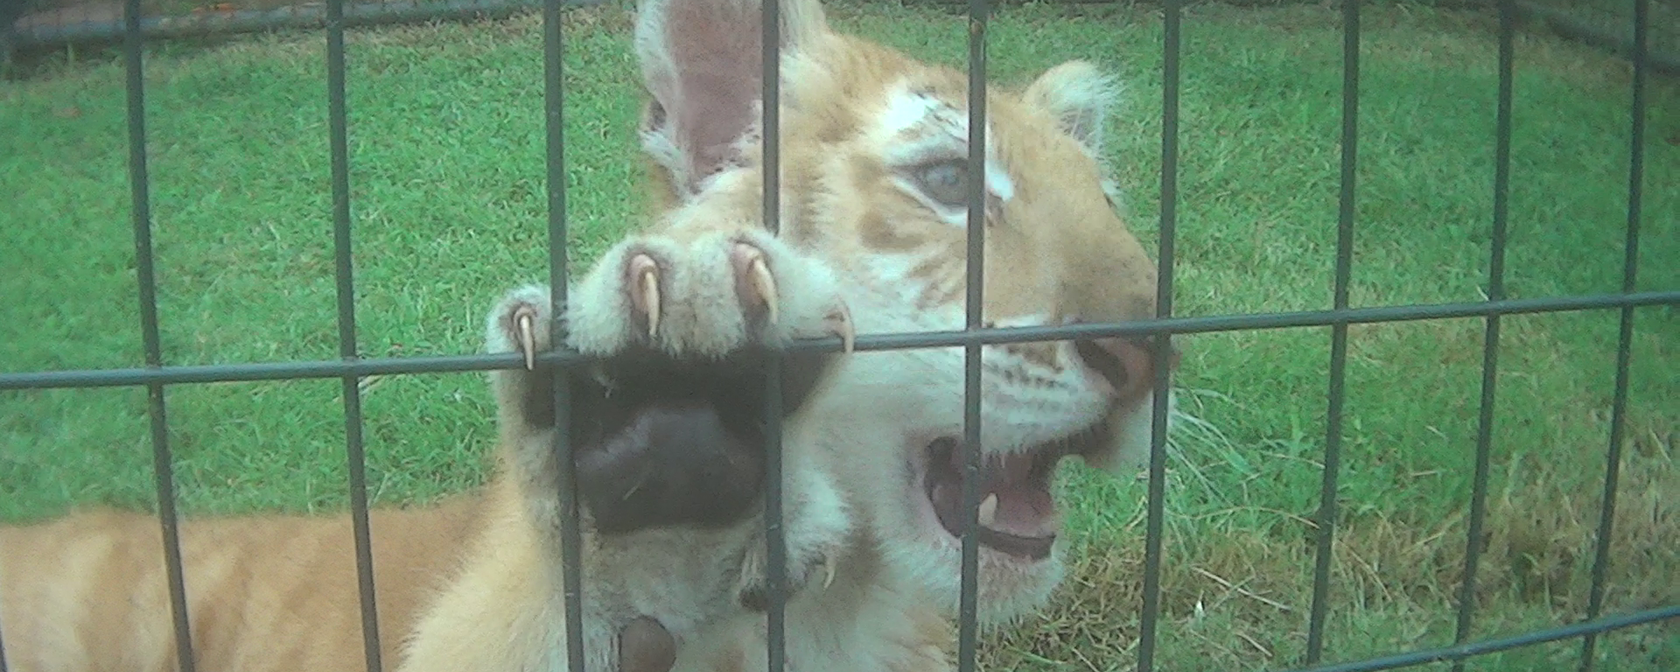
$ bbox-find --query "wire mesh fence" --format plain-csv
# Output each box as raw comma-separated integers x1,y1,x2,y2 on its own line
2,0,569,49
8,1,1680,70
0,0,1675,671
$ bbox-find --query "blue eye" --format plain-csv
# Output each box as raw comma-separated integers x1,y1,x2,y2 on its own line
913,160,971,209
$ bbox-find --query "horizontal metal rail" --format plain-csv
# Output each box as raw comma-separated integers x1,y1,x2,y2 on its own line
6,0,597,49
1274,605,1680,672
9,1,1677,76
3,290,1674,391
1512,0,1680,77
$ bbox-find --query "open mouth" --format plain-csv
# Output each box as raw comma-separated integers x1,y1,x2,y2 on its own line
920,432,1094,561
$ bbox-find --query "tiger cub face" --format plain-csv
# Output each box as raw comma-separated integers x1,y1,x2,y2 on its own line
629,0,1172,624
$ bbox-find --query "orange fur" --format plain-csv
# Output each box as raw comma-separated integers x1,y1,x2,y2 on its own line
1,0,1164,669
0,498,482,672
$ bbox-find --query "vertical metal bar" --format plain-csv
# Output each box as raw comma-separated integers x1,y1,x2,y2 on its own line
761,359,787,672
1450,3,1515,669
123,0,198,669
540,0,582,669
1305,0,1359,664
956,1,988,671
1578,0,1647,669
325,1,384,669
760,1,788,671
1134,1,1179,671
0,594,9,672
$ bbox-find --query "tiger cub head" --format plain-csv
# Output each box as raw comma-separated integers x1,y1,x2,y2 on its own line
632,0,1172,624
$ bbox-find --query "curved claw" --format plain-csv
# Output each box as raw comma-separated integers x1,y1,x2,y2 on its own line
515,307,538,371
630,256,661,340
825,302,856,354
748,256,778,325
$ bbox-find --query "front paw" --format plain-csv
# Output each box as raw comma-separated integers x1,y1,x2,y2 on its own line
567,229,854,359
566,231,853,535
486,229,854,537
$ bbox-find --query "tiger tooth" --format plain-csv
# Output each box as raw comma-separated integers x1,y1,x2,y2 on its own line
822,558,837,589
977,493,998,527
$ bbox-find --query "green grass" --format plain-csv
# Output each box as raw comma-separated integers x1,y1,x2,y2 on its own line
1,1,1676,670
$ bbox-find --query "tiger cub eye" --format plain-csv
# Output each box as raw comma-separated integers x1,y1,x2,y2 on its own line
913,159,972,209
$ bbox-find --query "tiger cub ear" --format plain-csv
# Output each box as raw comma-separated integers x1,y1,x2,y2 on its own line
1023,59,1123,160
633,0,830,199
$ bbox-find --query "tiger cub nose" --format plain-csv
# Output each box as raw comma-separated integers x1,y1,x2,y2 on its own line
1067,318,1179,401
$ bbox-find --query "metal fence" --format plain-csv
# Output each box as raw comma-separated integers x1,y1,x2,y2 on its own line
3,0,560,49
8,1,1680,74
0,0,1675,671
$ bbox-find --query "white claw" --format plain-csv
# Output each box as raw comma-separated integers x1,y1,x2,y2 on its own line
640,267,661,339
827,302,856,354
977,493,998,528
822,558,837,589
748,257,778,325
516,309,537,371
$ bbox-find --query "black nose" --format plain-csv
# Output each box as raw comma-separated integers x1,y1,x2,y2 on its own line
1071,328,1174,401
1075,337,1132,392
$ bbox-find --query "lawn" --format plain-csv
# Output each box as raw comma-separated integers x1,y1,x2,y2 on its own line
0,1,1675,670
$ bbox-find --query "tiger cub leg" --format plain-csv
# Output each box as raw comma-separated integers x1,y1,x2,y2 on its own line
396,261,854,672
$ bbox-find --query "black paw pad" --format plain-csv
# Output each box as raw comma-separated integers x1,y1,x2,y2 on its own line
518,346,837,535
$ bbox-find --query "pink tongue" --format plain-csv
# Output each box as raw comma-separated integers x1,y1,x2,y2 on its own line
988,482,1058,538
943,451,1059,538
